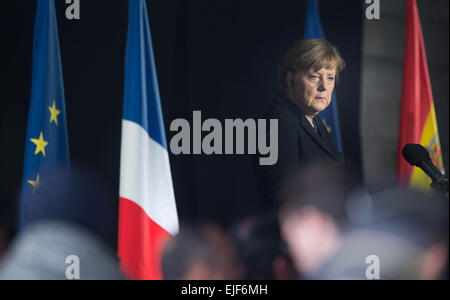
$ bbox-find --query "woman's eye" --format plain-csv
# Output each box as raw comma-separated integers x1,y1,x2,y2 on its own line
328,77,335,81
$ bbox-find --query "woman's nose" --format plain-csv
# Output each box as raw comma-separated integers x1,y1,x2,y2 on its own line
318,82,326,91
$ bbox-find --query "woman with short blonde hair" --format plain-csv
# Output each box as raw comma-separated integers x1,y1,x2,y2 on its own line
253,39,347,209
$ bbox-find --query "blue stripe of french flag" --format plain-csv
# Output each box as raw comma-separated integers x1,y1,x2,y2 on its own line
118,0,179,280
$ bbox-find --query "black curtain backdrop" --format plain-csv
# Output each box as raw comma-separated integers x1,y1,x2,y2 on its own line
1,0,363,240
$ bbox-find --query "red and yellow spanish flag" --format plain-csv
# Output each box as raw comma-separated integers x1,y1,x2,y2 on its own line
397,0,445,190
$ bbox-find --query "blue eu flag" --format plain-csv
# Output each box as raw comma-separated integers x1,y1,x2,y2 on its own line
20,0,70,228
304,0,344,154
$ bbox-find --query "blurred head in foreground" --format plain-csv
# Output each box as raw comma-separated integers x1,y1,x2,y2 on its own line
0,168,123,280
318,187,449,280
161,222,243,280
19,168,117,247
278,163,355,278
231,212,297,280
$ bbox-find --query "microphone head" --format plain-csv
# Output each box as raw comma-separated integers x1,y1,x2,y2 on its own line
402,143,430,166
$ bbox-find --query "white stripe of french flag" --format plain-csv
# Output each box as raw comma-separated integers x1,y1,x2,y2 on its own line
118,0,179,280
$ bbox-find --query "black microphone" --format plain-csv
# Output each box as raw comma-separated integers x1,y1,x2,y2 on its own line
402,143,448,193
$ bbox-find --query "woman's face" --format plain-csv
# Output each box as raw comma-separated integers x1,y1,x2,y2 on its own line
289,67,336,117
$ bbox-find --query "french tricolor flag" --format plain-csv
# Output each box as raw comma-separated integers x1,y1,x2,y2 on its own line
118,0,179,280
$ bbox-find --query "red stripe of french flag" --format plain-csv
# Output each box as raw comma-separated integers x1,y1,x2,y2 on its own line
118,196,172,280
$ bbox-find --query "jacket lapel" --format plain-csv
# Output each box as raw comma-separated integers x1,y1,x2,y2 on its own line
299,115,340,163
315,117,342,162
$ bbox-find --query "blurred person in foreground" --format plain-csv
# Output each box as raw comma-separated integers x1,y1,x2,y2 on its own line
278,163,356,279
230,212,297,280
0,168,124,280
161,222,243,280
254,39,346,210
317,186,449,280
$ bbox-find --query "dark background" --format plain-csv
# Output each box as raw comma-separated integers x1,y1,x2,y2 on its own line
0,0,363,241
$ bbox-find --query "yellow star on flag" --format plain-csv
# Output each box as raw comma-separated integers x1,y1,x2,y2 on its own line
30,132,48,157
49,101,61,125
28,173,41,192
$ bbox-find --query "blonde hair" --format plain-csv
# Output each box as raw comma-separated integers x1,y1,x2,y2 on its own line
278,39,346,88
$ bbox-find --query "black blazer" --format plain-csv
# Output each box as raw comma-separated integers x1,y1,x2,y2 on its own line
253,94,345,210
